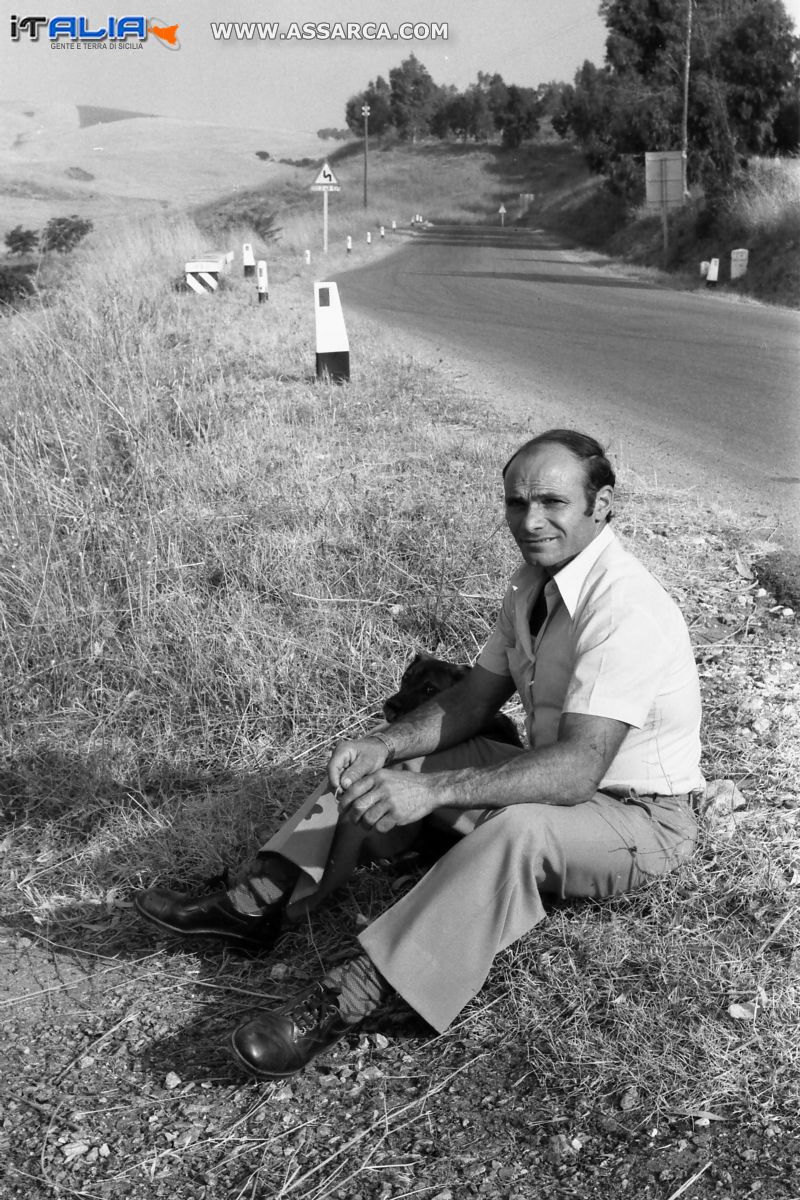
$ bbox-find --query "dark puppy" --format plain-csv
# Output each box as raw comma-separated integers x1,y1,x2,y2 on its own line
383,651,523,747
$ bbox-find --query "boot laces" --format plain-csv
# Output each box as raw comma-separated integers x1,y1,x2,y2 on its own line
291,985,342,1036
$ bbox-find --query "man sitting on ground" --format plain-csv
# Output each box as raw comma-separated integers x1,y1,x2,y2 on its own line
135,429,703,1079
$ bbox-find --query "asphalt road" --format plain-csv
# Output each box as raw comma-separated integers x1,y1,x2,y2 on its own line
339,225,800,562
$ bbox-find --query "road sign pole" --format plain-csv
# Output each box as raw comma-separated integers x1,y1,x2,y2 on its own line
323,189,328,254
660,158,669,267
362,104,370,211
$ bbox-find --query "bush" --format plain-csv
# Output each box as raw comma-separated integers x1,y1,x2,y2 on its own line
0,263,34,308
40,214,93,254
4,225,39,256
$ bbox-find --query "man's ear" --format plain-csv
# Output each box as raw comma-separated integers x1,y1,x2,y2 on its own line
593,485,614,522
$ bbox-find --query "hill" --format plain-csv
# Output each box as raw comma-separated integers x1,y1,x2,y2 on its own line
0,100,325,228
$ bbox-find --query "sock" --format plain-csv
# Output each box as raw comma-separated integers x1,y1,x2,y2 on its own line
323,952,390,1025
227,852,300,916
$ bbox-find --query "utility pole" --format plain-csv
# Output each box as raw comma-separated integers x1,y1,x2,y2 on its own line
681,0,693,197
361,103,370,210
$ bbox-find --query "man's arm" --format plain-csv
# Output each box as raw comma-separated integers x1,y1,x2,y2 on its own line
327,665,516,793
337,712,630,833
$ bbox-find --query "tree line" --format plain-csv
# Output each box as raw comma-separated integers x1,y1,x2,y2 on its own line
344,1,799,203
553,0,799,199
345,55,555,148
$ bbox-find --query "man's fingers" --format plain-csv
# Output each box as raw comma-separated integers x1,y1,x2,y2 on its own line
337,774,377,815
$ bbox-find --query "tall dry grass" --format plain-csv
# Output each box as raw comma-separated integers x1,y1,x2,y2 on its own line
1,212,798,1140
730,156,800,238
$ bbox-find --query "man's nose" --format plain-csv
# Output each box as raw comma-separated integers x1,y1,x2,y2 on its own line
521,502,545,531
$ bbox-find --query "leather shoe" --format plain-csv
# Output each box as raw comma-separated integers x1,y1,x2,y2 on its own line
133,887,281,951
230,986,357,1078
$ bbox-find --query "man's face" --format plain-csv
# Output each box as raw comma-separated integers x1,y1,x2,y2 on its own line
504,444,612,574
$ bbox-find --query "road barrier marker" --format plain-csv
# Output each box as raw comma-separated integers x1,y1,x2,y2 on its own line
257,260,269,302
314,281,349,383
730,248,749,280
185,257,224,294
243,243,255,277
346,235,352,254
706,258,719,288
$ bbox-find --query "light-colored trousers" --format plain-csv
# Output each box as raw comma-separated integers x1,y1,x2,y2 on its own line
251,738,698,1032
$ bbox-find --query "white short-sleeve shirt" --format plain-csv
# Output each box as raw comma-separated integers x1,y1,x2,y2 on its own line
477,524,704,795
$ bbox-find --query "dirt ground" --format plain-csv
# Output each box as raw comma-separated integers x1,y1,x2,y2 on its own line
2,879,799,1200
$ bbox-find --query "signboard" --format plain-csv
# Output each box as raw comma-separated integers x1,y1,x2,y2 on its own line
644,151,686,213
310,162,341,192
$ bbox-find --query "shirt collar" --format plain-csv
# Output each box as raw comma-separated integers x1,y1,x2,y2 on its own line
551,523,616,617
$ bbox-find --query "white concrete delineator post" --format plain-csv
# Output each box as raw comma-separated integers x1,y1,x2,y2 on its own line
391,220,396,231
314,281,349,383
366,231,372,245
706,258,719,288
700,261,710,278
380,226,385,239
185,256,225,294
243,243,255,277
730,248,749,280
346,235,352,254
256,260,269,303
305,249,311,265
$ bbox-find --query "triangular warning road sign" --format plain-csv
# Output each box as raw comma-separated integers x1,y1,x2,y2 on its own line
313,163,339,187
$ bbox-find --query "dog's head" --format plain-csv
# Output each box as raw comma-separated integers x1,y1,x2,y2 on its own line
383,652,470,722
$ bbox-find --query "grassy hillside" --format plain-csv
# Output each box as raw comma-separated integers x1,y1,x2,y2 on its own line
1,216,798,1200
0,100,325,228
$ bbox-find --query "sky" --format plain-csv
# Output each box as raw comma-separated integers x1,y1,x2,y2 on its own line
2,0,799,135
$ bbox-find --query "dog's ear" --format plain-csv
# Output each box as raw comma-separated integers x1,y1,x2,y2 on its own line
415,650,435,663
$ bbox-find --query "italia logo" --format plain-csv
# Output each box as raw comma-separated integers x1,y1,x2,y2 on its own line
10,14,180,47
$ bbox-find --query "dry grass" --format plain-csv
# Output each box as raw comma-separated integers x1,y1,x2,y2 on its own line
1,213,798,1197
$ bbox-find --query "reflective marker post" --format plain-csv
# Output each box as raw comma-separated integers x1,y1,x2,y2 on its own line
314,281,350,383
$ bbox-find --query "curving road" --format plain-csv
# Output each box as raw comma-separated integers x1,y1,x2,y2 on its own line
339,225,800,559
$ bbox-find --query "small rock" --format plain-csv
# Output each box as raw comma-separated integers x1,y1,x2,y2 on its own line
269,963,289,980
781,607,795,620
620,1086,639,1111
164,1072,181,1090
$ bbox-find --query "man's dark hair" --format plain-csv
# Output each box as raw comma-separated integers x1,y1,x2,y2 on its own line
502,429,616,519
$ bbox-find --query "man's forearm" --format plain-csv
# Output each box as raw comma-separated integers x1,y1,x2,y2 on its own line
370,686,488,763
425,740,604,810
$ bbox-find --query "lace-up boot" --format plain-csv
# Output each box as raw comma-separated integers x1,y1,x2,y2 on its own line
231,953,389,1078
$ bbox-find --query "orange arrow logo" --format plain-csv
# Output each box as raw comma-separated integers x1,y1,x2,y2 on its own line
149,20,179,44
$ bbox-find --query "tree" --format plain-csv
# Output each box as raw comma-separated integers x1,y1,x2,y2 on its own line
345,75,393,136
40,215,93,254
556,0,800,197
4,225,39,256
389,55,438,141
476,71,510,131
496,84,541,148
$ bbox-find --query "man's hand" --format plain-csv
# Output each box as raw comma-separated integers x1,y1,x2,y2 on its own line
327,737,389,795
336,769,441,833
